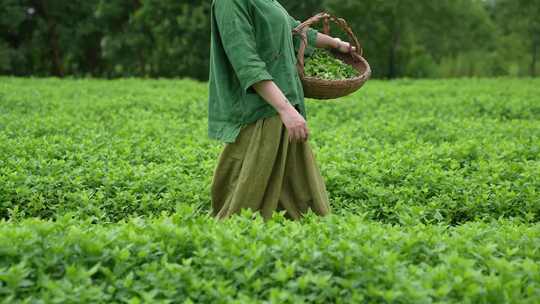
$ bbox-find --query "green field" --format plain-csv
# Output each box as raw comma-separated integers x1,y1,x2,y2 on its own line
1,77,539,303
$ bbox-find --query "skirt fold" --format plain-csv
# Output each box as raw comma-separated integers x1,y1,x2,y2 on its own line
211,113,331,221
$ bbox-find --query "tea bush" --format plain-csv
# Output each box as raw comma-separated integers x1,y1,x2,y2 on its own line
1,77,539,302
0,208,539,303
0,77,539,224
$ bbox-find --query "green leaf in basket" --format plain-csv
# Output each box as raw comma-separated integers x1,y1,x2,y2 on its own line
304,48,359,80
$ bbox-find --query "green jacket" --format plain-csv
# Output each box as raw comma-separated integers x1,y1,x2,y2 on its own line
208,0,319,143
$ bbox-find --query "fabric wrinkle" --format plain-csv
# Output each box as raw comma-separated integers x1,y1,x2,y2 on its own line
211,114,331,221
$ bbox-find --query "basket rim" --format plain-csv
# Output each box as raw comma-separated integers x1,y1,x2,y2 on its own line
302,73,370,82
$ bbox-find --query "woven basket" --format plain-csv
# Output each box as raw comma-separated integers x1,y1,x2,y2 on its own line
292,12,371,100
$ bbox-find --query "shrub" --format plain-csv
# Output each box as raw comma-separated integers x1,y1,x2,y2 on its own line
0,210,539,303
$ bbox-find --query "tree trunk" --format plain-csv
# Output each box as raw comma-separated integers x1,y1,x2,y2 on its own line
40,0,64,77
531,33,538,77
132,0,145,76
388,2,402,79
84,33,102,75
388,28,401,79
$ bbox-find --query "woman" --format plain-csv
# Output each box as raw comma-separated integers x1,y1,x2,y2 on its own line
208,0,355,221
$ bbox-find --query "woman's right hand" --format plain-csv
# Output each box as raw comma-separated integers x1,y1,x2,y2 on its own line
251,80,309,142
278,103,309,142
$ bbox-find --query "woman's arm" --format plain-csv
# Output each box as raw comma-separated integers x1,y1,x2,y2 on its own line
315,32,356,53
289,15,354,56
249,34,356,145
252,80,309,143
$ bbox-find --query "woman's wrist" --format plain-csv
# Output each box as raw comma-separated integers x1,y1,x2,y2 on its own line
315,33,343,50
332,37,341,49
252,80,294,115
275,97,293,115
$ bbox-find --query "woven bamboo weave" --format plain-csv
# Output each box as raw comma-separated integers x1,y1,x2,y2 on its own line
292,12,371,100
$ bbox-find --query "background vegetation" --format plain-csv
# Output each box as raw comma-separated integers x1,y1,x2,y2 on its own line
1,0,539,79
1,77,539,224
1,1,539,301
1,77,539,302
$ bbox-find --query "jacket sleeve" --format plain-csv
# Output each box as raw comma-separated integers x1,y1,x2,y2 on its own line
214,0,273,92
289,16,319,57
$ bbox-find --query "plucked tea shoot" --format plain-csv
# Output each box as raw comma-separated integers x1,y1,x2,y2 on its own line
304,48,359,80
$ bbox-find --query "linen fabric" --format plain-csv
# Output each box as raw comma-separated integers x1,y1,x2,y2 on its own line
208,0,319,143
210,112,331,221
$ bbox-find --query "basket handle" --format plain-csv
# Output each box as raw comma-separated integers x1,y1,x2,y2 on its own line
292,12,364,78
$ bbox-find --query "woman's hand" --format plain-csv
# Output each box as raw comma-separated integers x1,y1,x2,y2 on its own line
278,103,309,143
334,37,356,53
251,80,309,142
315,32,356,53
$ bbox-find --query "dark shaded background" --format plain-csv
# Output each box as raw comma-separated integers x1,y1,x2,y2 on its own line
1,0,538,79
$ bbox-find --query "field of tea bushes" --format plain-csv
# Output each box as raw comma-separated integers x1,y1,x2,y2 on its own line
1,77,539,303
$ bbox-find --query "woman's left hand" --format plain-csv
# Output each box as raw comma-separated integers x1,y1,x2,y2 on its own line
334,37,356,53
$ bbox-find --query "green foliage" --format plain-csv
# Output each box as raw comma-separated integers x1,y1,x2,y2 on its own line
95,0,211,79
0,77,539,225
0,41,11,72
304,49,359,80
0,211,539,303
0,0,538,79
0,77,539,302
283,1,325,20
0,0,212,79
322,0,499,78
488,0,540,77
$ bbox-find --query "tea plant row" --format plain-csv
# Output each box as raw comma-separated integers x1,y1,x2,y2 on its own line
1,77,538,224
0,208,539,303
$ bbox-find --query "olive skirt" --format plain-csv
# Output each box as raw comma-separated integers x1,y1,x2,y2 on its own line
210,112,331,221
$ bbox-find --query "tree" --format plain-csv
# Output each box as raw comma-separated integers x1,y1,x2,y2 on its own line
282,1,325,20
323,0,495,78
490,0,540,77
95,0,211,79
